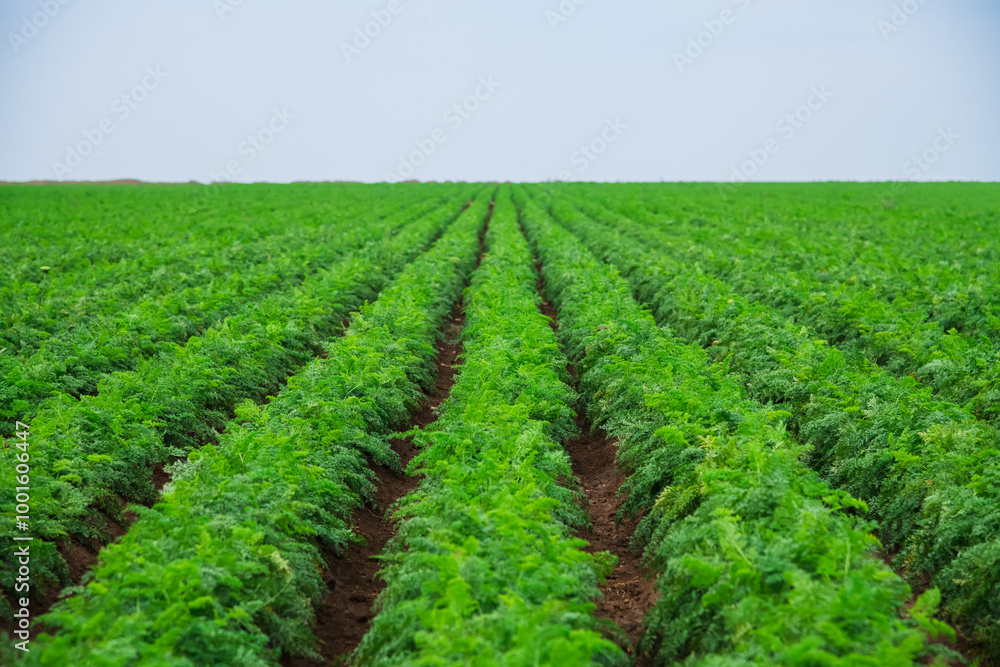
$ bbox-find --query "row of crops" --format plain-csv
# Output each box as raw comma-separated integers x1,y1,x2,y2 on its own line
2,182,998,665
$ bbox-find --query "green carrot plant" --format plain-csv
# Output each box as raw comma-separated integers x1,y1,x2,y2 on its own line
0,192,474,616
355,187,624,666
539,190,1000,663
517,186,959,666
2,190,492,666
0,191,441,432
568,181,1000,346
568,190,1000,427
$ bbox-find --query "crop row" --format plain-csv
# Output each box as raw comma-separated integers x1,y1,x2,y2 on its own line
533,188,1000,662
0,192,442,434
584,182,1000,345
1,186,410,348
515,186,957,666
568,190,1000,425
6,192,493,665
1,189,430,356
356,187,623,666
0,192,473,614
0,184,429,289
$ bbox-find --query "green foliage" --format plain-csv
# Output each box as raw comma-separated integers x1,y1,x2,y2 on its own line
569,186,1000,426
356,188,623,666
517,186,957,666
535,188,1000,660
3,181,996,664
0,196,474,608
7,190,492,665
0,187,440,432
536,188,1000,660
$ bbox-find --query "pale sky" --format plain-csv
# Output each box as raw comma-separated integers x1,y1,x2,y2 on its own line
1,0,997,183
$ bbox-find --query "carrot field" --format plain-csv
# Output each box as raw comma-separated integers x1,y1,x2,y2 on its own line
2,182,999,666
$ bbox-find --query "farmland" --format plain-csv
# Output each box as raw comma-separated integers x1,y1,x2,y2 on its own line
1,181,999,665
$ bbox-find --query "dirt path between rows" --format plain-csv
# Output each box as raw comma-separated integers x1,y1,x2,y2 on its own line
13,219,463,636
563,423,657,660
19,319,371,635
283,204,490,666
535,264,658,663
282,305,466,666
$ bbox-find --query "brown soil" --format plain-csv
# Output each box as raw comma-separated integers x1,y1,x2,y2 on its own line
151,462,170,491
565,425,657,657
54,514,128,585
9,512,135,637
3,208,476,648
281,307,465,666
6,302,418,643
536,265,658,660
282,206,489,666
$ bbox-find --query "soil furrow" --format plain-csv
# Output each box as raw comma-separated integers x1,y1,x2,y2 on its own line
17,309,415,646
535,263,658,660
282,305,465,666
21,217,466,633
283,203,490,665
